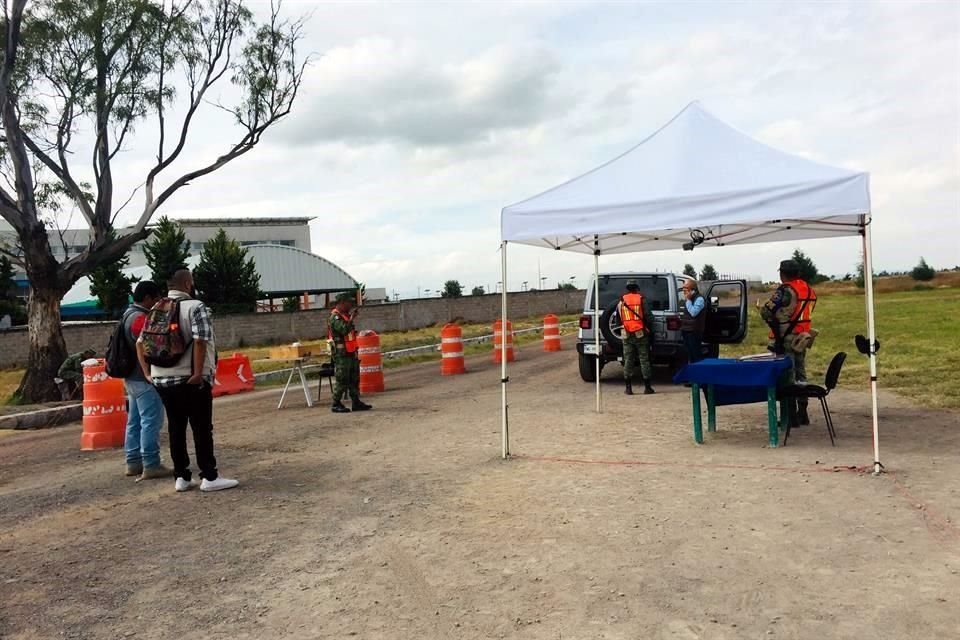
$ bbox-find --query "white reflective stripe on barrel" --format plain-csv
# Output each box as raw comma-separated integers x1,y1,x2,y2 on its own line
441,337,463,344
358,347,380,355
543,323,559,330
359,365,382,374
544,334,561,340
441,351,464,359
83,402,125,416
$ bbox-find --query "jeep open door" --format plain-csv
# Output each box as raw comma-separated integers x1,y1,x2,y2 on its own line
702,279,748,344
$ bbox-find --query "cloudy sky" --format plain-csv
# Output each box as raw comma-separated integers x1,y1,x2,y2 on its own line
112,0,958,298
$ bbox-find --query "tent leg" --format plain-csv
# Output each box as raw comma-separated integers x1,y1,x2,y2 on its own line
862,219,882,475
500,241,510,459
594,240,601,414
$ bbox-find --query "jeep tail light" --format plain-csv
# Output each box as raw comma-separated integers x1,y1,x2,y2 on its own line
666,316,681,331
579,315,592,329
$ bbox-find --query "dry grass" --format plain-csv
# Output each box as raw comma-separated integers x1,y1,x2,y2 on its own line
0,369,21,407
724,287,960,409
806,270,960,296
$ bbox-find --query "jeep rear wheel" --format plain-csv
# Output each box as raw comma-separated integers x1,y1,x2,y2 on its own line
579,353,598,382
599,301,624,349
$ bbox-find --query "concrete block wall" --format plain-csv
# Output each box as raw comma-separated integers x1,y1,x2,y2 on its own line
0,290,585,368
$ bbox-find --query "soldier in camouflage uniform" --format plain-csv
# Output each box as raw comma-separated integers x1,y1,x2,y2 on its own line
618,280,655,395
760,260,818,426
56,348,96,399
328,294,372,414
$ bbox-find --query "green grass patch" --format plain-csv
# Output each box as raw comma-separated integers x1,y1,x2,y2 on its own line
723,288,960,409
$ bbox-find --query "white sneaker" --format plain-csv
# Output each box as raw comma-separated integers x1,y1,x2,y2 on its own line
200,477,239,492
175,477,197,492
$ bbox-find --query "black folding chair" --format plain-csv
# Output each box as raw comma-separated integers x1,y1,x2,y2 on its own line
780,351,846,446
317,361,335,397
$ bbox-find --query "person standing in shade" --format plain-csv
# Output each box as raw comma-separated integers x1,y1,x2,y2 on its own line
137,269,238,493
123,280,172,480
761,259,818,426
328,293,373,413
680,279,707,364
618,280,655,395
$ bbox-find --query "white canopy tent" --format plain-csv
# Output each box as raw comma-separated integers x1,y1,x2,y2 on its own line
499,102,881,473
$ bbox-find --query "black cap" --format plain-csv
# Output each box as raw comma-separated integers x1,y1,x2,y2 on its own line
779,259,800,277
625,279,639,291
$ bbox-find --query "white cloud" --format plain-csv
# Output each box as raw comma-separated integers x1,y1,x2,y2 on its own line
275,38,567,147
89,0,960,297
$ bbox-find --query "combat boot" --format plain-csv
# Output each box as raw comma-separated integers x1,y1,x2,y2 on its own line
625,381,633,395
797,405,810,425
331,401,351,414
643,381,655,395
352,399,372,412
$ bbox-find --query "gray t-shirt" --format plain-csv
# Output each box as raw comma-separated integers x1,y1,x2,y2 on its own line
123,305,149,383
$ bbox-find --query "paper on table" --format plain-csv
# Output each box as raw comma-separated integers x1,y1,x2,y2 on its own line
737,353,779,361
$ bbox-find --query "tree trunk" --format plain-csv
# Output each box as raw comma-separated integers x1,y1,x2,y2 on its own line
15,285,68,403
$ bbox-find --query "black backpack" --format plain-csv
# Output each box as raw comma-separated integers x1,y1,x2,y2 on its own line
104,308,139,378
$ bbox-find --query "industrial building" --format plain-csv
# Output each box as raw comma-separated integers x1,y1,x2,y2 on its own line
0,217,378,318
0,216,313,272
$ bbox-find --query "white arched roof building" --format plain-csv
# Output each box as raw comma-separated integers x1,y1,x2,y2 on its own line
62,244,358,316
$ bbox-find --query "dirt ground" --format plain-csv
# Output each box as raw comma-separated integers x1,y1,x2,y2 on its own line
1,337,958,640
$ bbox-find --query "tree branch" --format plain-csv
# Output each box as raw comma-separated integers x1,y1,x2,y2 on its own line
150,138,255,217
61,225,151,284
0,244,25,269
21,132,96,227
110,181,143,225
0,0,38,231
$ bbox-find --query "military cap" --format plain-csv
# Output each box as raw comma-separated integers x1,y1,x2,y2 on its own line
779,260,800,276
625,279,639,290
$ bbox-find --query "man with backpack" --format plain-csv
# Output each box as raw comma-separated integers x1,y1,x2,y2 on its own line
136,269,239,493
117,281,171,479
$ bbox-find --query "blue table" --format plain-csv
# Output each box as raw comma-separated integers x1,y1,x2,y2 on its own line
673,357,793,447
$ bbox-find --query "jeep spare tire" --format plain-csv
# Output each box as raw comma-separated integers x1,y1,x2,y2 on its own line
602,300,654,350
600,301,624,349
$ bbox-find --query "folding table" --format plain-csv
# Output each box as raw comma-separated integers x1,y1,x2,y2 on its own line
673,357,794,447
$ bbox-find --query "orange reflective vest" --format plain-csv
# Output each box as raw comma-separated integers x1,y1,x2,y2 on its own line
768,279,817,338
618,293,646,333
328,308,358,353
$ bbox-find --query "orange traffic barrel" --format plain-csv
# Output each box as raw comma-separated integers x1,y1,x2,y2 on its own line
358,330,385,393
493,319,515,363
543,314,561,352
440,323,466,375
212,353,255,397
80,359,127,451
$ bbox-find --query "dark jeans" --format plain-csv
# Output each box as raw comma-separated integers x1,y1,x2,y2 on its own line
157,382,218,481
682,331,705,364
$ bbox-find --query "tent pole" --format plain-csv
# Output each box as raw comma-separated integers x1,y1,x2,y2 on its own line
862,217,882,475
594,237,601,413
500,241,510,459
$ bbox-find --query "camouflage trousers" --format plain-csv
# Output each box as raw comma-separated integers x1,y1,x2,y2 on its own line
333,354,360,404
769,340,808,411
623,332,652,381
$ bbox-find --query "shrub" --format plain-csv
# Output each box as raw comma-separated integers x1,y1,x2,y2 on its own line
910,257,935,282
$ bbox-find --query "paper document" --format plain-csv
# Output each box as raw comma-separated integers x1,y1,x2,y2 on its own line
737,353,778,361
